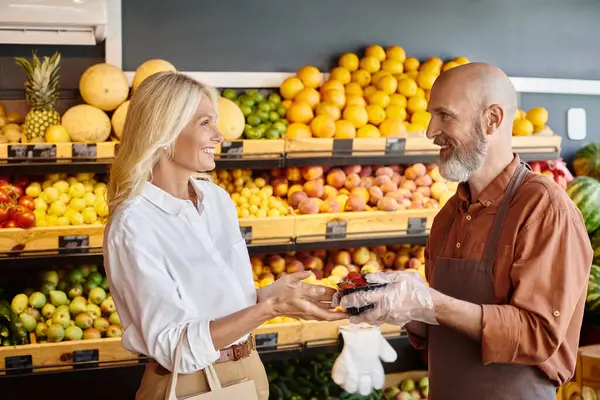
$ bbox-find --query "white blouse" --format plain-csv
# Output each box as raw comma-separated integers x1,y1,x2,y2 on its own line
103,178,256,374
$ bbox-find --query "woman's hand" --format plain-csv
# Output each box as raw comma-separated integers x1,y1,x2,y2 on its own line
259,271,347,321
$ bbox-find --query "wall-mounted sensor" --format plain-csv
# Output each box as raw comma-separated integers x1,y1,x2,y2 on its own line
567,108,587,140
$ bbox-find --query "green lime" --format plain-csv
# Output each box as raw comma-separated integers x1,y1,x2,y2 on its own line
257,123,268,133
273,121,287,132
238,94,250,103
256,110,269,122
277,105,287,117
222,89,238,100
241,99,255,109
268,93,282,105
269,111,280,122
241,106,252,117
251,92,265,102
258,102,271,113
233,99,242,106
244,124,253,134
247,114,262,126
264,128,280,140
245,127,263,140
245,89,259,97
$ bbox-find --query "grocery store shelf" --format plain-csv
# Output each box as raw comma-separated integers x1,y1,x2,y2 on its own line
0,160,113,175
0,247,104,270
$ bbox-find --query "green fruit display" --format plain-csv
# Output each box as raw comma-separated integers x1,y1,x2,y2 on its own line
49,290,68,307
88,287,107,305
11,294,29,315
47,324,65,343
28,292,46,309
573,142,600,180
227,89,287,139
64,325,83,341
41,303,56,319
566,177,600,233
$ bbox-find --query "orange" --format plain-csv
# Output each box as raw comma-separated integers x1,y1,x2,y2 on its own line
381,59,404,75
411,110,432,127
376,75,398,95
406,70,419,80
365,45,386,62
296,65,322,89
339,53,360,71
320,80,345,96
442,61,459,72
366,104,386,125
363,85,378,98
351,69,372,87
386,45,407,62
357,124,380,138
389,94,408,108
334,120,357,139
379,118,408,137
415,88,426,97
407,96,428,114
280,77,304,100
285,123,312,139
294,88,321,109
404,57,420,72
282,99,293,108
343,105,369,128
321,89,346,109
417,72,437,90
366,90,391,108
453,56,470,65
310,115,336,138
371,70,391,84
330,66,352,84
316,101,341,121
359,56,381,74
286,101,314,124
397,78,418,97
346,94,367,107
345,82,363,96
385,104,407,120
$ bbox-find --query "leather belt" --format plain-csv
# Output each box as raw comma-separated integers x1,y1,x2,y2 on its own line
214,334,255,364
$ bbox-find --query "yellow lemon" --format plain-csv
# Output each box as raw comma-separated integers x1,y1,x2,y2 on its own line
359,56,381,74
357,124,381,138
330,66,352,84
296,65,322,89
319,80,345,95
345,82,363,96
514,109,524,120
45,125,71,143
397,78,418,97
389,94,408,108
310,115,336,138
345,94,367,108
406,70,419,80
365,44,386,61
453,56,470,65
415,88,426,97
286,101,314,124
385,104,407,120
376,75,398,95
417,72,437,90
343,105,369,128
315,101,341,121
294,88,321,109
379,118,408,137
371,70,391,85
407,96,428,114
334,120,357,139
363,85,378,98
339,53,360,71
411,110,432,127
513,119,534,136
404,57,420,72
351,69,372,87
321,89,346,109
386,45,407,62
381,59,404,75
406,122,426,133
366,104,387,125
285,123,312,139
442,61,460,72
280,77,304,100
367,90,391,108
526,107,549,127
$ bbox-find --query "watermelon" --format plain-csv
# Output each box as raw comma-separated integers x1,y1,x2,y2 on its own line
573,142,600,180
587,264,600,312
566,176,600,233
592,229,600,266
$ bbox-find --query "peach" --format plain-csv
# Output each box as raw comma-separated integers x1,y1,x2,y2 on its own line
304,256,319,270
416,186,431,198
260,271,275,280
398,188,412,198
298,198,320,214
286,167,302,182
303,179,325,198
296,251,311,263
430,181,449,200
326,168,347,189
352,247,370,265
358,165,372,178
301,166,324,181
344,165,362,176
368,251,378,263
251,256,264,276
401,180,417,192
345,193,367,212
311,269,324,280
335,194,349,211
391,172,402,186
372,245,387,257
383,252,396,268
289,190,308,208
385,189,404,203
268,255,286,274
368,186,384,205
424,198,439,209
314,257,324,270
344,173,361,190
391,165,402,173
324,263,335,277
319,197,341,213
288,184,304,197
415,174,433,187
375,166,394,178
312,248,325,258
380,181,398,194
286,259,305,274
411,192,425,204
334,250,352,266
429,166,444,182
374,175,392,187
272,178,289,197
346,264,361,273
339,188,350,195
394,254,410,270
412,163,427,177
359,176,374,189
363,260,383,273
426,163,437,171
407,257,422,269
377,196,399,211
323,185,339,199
404,166,417,181
351,187,370,204
270,168,283,177
409,200,424,209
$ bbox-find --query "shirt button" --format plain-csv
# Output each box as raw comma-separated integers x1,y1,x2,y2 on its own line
485,201,492,206
466,215,472,220
456,242,461,248
553,311,560,317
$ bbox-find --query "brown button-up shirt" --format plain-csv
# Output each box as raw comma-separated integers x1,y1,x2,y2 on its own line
408,155,593,386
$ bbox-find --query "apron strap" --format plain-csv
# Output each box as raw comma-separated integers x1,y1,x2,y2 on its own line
434,201,460,257
482,161,530,263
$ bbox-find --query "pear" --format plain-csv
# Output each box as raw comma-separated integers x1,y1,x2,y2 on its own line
88,287,107,305
68,268,84,284
41,304,56,320
56,280,68,292
56,304,70,315
69,298,88,316
86,304,101,320
64,326,83,341
105,325,123,338
35,322,48,339
100,298,116,315
23,288,35,297
51,309,71,329
79,265,91,278
100,277,110,291
75,313,93,330
28,292,46,309
88,272,103,286
93,317,109,333
108,312,121,327
47,324,65,343
46,320,53,329
41,270,59,286
40,282,56,296
83,327,102,340
49,290,68,307
11,294,29,314
19,313,37,332
25,307,41,322
67,284,83,299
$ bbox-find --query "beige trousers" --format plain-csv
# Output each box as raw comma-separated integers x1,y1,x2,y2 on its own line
136,351,269,400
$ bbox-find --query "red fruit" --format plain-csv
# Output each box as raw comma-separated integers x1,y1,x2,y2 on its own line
0,206,9,224
0,185,21,203
337,281,355,290
13,209,35,229
346,271,362,281
3,220,17,228
13,177,29,187
18,196,35,211
0,191,8,204
0,176,9,184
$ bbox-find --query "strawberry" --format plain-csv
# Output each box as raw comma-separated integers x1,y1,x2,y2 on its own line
345,271,368,287
337,281,355,290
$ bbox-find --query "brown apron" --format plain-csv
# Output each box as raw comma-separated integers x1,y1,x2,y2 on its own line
428,161,557,399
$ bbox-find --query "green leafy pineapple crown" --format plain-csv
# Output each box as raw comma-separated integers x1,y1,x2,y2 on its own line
15,51,62,110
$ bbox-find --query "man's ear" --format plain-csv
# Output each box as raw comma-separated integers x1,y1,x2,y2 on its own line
485,104,504,134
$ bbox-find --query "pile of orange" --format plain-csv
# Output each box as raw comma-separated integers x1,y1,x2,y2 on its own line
279,44,471,139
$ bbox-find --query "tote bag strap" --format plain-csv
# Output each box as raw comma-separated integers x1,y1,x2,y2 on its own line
165,328,223,400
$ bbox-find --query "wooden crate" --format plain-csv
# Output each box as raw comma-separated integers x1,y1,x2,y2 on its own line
301,320,401,343
575,344,600,390
294,209,437,241
0,141,118,161
253,321,304,349
238,216,295,245
0,225,104,252
215,140,284,159
511,133,562,155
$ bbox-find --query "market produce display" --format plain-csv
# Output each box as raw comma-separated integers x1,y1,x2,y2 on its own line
383,376,429,400
566,176,600,234
512,106,552,136
587,264,600,313
573,142,600,180
528,158,574,190
2,265,121,346
0,176,36,228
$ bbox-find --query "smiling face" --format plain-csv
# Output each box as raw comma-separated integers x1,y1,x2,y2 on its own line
171,95,222,172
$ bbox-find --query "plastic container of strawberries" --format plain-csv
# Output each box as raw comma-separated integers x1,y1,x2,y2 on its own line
339,283,388,316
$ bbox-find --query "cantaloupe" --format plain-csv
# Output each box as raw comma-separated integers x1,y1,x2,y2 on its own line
79,63,129,112
62,105,111,142
132,59,176,93
216,96,245,140
111,100,130,139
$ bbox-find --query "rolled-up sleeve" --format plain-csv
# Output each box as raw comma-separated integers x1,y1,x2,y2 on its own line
105,228,220,373
481,208,592,365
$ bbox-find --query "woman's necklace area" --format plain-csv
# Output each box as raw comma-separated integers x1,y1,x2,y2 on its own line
188,182,198,206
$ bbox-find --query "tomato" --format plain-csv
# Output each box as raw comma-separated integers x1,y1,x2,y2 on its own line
18,196,35,211
3,220,17,228
0,206,9,224
0,176,9,184
0,185,22,203
13,177,29,187
0,191,8,204
13,208,35,229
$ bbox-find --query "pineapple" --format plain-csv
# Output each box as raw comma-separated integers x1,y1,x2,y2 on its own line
15,51,62,142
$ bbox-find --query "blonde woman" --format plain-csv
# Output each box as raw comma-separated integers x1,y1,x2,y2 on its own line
103,72,346,400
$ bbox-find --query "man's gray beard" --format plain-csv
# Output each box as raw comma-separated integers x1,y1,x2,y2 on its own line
438,124,488,182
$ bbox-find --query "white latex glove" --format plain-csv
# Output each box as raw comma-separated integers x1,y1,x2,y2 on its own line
332,324,397,395
333,271,438,326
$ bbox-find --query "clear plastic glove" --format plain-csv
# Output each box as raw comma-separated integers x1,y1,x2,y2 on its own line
332,271,438,326
332,324,397,395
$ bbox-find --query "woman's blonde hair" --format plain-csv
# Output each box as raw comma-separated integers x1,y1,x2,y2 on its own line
107,72,219,214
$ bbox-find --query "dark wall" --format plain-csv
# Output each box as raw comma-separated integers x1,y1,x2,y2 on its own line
1,0,599,162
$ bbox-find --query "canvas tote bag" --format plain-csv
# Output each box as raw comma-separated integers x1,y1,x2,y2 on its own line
165,329,258,400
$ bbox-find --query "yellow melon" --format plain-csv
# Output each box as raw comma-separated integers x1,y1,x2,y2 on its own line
216,97,245,140
111,100,130,139
79,63,129,112
62,105,111,142
132,59,177,93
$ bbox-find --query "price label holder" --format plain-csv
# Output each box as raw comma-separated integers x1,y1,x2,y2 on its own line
240,226,252,244
73,349,99,369
59,235,90,254
8,144,57,163
5,355,33,375
385,138,406,155
407,217,427,235
220,141,243,160
114,142,120,155
72,143,97,159
326,220,347,240
255,332,278,352
333,139,353,157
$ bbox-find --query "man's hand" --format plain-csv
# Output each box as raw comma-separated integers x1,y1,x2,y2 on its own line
333,271,438,326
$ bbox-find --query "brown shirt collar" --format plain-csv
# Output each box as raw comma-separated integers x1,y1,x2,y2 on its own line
456,154,521,207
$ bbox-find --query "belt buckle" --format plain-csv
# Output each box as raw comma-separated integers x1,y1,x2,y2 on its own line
232,343,243,360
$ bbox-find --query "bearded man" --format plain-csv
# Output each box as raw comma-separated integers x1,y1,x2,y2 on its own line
338,62,593,399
